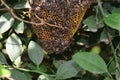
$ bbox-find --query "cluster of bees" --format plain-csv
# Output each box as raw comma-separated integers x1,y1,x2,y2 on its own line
29,0,93,54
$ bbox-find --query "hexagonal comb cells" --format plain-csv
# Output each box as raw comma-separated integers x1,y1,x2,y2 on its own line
29,0,93,54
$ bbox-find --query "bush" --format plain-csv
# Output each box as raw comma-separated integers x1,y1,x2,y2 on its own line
0,0,120,80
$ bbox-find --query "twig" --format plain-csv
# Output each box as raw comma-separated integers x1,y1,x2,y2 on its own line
1,0,44,25
34,13,67,29
1,0,66,30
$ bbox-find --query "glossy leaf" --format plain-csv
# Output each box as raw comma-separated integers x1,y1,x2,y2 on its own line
0,52,7,64
39,64,47,73
0,12,14,33
6,33,22,61
27,63,47,73
104,77,112,80
100,30,109,44
14,56,22,67
72,52,108,74
0,42,2,49
83,16,99,32
28,41,44,66
112,7,120,14
0,34,3,40
53,60,66,68
13,21,24,34
104,13,120,31
14,0,30,9
38,74,54,80
11,69,29,80
56,60,80,79
0,64,11,78
115,69,120,80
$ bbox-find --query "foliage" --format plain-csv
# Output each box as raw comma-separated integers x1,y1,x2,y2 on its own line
0,0,120,80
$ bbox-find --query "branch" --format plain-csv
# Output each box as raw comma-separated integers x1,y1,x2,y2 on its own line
34,13,67,30
1,0,66,29
1,0,44,25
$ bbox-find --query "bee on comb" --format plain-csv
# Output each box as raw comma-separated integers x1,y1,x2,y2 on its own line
29,0,93,54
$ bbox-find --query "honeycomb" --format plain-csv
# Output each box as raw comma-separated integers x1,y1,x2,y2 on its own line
29,0,93,54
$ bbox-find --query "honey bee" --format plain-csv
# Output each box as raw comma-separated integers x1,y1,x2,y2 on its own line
29,0,93,54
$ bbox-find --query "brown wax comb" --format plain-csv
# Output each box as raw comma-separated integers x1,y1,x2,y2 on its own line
29,0,92,54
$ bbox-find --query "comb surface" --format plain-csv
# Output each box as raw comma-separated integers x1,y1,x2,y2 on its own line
29,0,92,54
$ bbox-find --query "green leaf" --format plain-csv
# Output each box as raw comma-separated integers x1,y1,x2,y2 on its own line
14,0,30,9
100,29,109,44
0,42,3,49
0,12,14,33
13,21,24,34
0,64,11,78
38,74,54,80
6,33,22,61
104,13,120,31
11,69,29,80
72,52,108,74
53,60,66,68
100,28,117,44
112,7,120,14
83,15,104,32
0,34,3,40
104,77,112,80
28,41,44,66
76,38,89,46
14,56,22,67
56,60,80,79
108,59,116,73
115,69,120,80
0,52,7,64
27,63,47,73
39,64,47,73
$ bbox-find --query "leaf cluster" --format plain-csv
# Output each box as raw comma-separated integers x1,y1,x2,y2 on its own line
0,0,120,80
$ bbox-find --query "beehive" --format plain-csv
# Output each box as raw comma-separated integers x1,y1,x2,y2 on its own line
29,0,93,54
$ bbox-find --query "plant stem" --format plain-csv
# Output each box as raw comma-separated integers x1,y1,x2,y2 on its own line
97,0,106,17
97,0,119,79
14,67,56,77
106,30,119,68
37,65,39,70
15,67,43,74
